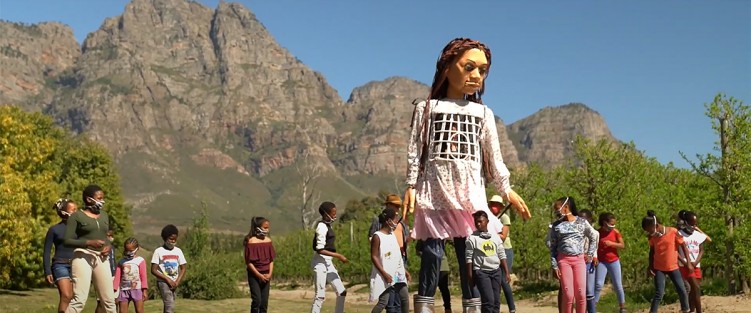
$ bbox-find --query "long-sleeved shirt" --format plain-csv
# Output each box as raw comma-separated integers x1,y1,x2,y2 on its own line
548,217,598,269
113,256,149,291
466,231,506,271
43,222,76,275
405,99,508,240
64,210,110,251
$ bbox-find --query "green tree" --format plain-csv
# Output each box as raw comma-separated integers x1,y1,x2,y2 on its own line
682,94,751,294
0,106,131,289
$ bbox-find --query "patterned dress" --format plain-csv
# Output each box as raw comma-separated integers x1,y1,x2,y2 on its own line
407,99,511,240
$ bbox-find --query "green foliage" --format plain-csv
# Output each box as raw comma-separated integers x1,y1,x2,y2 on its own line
0,106,130,289
166,205,243,300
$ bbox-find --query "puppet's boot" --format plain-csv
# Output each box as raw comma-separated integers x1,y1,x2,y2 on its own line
462,298,481,313
414,295,435,313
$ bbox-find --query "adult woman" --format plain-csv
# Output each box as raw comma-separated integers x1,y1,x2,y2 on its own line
404,37,531,312
44,198,78,313
64,185,116,313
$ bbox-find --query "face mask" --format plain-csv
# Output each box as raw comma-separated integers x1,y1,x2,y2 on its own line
478,231,492,239
164,241,175,249
607,223,616,230
124,247,139,259
554,198,570,220
256,227,269,237
87,197,105,213
108,236,114,242
682,224,695,235
323,212,337,224
386,220,398,231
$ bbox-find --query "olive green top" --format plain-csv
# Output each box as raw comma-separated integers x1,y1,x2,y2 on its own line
64,210,110,251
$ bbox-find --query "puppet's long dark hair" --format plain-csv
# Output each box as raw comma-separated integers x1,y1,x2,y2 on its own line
410,38,493,178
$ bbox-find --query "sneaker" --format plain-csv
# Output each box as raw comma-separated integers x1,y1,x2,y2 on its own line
619,308,627,313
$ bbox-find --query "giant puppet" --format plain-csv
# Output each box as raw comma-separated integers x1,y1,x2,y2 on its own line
404,38,531,313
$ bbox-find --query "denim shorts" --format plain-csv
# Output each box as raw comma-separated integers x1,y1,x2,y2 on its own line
51,263,72,282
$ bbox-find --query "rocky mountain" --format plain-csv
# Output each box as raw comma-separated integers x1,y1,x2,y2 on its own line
507,103,616,166
0,0,615,234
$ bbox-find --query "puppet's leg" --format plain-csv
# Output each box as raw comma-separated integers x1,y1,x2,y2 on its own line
415,238,444,313
453,237,482,313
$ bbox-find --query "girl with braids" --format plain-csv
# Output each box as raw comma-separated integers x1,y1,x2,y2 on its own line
677,211,708,313
113,237,148,313
64,184,117,313
44,198,78,313
594,212,626,313
370,207,411,313
404,37,531,313
642,210,691,313
548,197,598,313
244,216,276,313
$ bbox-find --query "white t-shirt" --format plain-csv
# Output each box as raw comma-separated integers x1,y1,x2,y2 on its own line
151,246,187,281
678,230,707,268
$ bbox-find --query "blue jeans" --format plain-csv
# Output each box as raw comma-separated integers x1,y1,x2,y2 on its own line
499,266,515,312
505,249,514,273
586,261,596,313
474,268,501,313
595,260,626,304
417,238,479,299
651,269,689,313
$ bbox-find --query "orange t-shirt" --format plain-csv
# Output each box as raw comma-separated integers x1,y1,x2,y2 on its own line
648,226,684,272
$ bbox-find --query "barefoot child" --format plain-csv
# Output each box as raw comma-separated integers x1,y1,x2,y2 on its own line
310,202,348,313
113,237,148,313
244,217,276,313
642,210,691,313
678,211,708,313
466,211,510,313
370,207,411,313
151,225,187,313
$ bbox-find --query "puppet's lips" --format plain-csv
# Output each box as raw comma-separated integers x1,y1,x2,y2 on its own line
465,82,480,87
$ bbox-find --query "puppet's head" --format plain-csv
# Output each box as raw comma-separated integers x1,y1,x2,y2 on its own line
429,38,492,103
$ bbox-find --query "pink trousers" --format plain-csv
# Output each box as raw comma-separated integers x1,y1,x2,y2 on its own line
558,254,586,313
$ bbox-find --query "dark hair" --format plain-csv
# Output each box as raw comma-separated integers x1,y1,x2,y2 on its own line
378,207,397,224
555,196,578,216
245,216,269,243
578,209,593,221
124,237,139,249
53,198,74,218
472,210,489,220
161,224,179,240
679,210,696,222
641,210,659,229
82,184,103,205
599,212,616,228
318,201,336,216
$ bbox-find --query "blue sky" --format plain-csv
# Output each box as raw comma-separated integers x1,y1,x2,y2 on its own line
1,0,749,167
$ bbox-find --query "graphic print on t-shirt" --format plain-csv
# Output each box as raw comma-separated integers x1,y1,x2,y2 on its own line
481,239,496,257
161,255,180,279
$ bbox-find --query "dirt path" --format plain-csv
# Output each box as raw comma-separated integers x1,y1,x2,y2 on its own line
634,295,751,313
272,286,560,312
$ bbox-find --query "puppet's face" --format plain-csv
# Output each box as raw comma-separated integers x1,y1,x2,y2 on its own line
445,48,488,99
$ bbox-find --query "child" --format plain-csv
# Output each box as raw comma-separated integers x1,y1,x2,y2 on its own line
642,210,691,313
114,237,148,313
594,213,626,313
678,211,708,313
310,202,348,313
466,211,510,313
548,197,598,313
43,198,78,313
244,216,276,313
370,207,411,313
578,209,598,313
151,224,187,313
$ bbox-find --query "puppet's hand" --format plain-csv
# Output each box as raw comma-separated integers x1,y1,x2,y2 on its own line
404,187,416,214
504,190,531,220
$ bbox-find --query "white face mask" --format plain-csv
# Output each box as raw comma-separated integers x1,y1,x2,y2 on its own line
324,212,337,224
256,227,269,237
607,223,616,229
554,198,571,220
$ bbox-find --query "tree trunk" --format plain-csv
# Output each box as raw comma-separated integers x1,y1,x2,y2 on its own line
720,116,738,294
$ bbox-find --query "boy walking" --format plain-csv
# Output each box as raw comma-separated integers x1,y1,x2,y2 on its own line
151,225,187,313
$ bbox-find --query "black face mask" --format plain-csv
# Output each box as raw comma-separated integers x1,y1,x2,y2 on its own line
681,225,695,235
